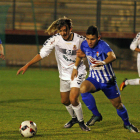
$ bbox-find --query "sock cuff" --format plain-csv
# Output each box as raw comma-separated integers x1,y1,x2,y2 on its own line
81,92,90,97
72,102,82,110
65,104,72,109
117,105,127,112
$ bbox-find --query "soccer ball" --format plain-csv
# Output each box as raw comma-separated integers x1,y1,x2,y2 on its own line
19,120,37,138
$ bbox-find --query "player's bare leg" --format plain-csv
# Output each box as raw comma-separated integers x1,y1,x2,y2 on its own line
62,88,90,131
60,91,78,128
70,88,83,122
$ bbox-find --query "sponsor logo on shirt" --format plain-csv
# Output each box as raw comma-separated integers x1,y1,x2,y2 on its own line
63,55,75,63
87,56,104,70
66,50,73,55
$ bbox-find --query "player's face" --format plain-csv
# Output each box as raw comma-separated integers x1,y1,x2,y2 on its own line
86,34,100,48
59,26,72,40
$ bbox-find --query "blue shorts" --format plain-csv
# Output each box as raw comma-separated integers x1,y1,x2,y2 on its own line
86,77,120,99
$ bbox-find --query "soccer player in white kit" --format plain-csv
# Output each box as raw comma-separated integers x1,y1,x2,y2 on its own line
120,33,140,91
17,17,90,131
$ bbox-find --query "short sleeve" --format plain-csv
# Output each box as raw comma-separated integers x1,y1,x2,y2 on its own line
99,41,113,54
103,44,113,54
40,35,56,58
80,41,85,53
130,33,140,51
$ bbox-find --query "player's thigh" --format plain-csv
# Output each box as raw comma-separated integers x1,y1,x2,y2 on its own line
109,96,123,109
70,87,80,101
60,79,71,104
60,91,70,101
60,79,71,92
80,80,96,93
70,72,86,88
102,83,120,100
103,83,122,109
60,91,71,105
137,58,140,77
70,72,85,96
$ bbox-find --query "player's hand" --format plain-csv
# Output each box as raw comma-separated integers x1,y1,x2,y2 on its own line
93,61,105,67
71,69,78,81
76,49,86,58
0,54,5,60
17,65,28,75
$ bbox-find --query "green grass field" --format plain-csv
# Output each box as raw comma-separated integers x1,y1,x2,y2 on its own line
0,67,140,140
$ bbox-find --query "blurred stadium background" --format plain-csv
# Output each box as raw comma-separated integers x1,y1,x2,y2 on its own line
0,0,140,70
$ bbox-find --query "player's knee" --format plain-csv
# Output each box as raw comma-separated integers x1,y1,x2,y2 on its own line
69,89,79,105
80,84,88,93
114,102,123,109
70,97,79,106
61,99,70,106
80,81,95,93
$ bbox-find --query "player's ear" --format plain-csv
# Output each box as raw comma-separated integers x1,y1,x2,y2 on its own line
98,35,101,40
70,27,72,31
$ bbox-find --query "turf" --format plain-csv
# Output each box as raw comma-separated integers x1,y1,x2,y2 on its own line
0,68,140,140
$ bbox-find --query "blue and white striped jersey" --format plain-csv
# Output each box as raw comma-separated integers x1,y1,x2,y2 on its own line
81,39,115,83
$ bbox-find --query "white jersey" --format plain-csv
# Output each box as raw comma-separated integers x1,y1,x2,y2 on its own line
130,32,140,77
40,33,86,80
130,32,140,58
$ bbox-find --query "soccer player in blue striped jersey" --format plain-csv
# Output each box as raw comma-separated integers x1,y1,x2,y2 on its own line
0,39,5,60
71,25,139,133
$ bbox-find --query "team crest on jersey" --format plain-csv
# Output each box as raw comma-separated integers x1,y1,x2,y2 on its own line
96,52,99,57
73,45,77,50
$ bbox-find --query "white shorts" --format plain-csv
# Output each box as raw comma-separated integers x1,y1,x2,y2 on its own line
60,73,86,92
137,57,140,77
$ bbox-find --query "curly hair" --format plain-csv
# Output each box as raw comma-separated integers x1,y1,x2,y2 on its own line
45,16,73,35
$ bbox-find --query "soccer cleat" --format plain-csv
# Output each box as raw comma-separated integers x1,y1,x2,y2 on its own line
64,117,78,128
79,121,91,131
86,114,102,126
120,78,127,91
124,124,140,133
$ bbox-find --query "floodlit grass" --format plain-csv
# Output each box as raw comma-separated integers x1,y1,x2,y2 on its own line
0,68,140,140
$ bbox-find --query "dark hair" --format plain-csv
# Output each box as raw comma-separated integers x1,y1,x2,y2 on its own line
86,25,99,37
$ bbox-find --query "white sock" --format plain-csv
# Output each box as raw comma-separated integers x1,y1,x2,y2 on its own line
125,78,140,85
65,104,76,118
72,102,83,122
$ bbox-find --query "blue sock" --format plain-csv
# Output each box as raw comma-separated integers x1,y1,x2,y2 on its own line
81,92,101,116
116,105,130,126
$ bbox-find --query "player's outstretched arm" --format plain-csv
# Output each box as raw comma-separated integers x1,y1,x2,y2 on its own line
17,54,42,75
